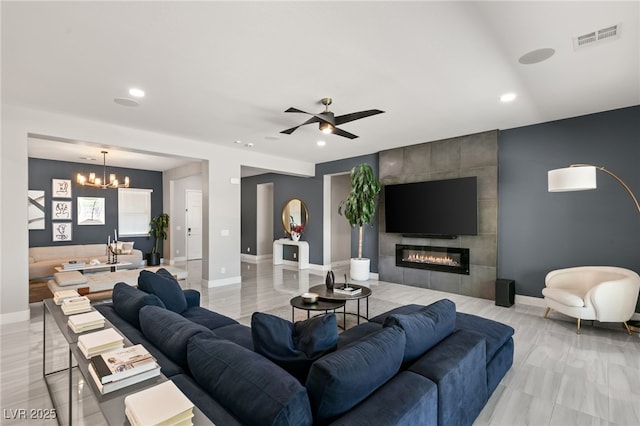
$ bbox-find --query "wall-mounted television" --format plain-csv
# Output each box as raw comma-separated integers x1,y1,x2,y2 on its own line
384,177,478,237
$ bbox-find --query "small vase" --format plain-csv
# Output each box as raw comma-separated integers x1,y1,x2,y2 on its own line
325,271,335,290
291,232,300,241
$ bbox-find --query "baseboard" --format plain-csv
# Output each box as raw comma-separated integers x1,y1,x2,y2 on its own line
0,308,30,324
206,275,242,288
514,294,546,308
241,254,273,263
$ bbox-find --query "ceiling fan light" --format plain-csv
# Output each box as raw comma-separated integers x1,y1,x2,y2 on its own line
320,122,334,134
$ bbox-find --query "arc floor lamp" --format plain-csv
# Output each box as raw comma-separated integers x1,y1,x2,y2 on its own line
548,163,640,332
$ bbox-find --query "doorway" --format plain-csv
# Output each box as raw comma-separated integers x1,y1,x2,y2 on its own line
323,173,351,268
256,183,274,257
186,189,203,260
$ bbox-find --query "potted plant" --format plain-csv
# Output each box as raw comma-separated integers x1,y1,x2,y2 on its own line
338,163,381,281
147,213,169,266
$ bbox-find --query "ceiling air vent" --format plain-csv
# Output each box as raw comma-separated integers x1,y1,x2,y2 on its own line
573,24,620,50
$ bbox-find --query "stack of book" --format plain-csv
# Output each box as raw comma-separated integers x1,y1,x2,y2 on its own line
67,310,105,333
62,261,86,270
87,344,161,394
61,296,91,315
333,286,362,296
125,381,194,426
53,289,80,305
77,328,124,359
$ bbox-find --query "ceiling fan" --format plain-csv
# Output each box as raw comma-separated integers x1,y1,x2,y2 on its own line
280,98,384,139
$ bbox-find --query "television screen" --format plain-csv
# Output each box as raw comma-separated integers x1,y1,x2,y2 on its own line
384,177,478,236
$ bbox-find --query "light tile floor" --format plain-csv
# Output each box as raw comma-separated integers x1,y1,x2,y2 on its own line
1,260,639,425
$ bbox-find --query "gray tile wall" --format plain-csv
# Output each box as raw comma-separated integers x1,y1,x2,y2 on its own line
378,130,498,300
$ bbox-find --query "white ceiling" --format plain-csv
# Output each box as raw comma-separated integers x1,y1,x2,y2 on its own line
3,1,639,170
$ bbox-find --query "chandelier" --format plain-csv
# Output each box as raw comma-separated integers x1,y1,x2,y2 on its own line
76,151,130,189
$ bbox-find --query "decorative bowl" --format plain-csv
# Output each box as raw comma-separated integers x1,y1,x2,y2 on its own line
301,292,318,304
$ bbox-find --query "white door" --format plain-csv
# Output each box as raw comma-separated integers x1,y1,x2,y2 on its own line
186,190,202,260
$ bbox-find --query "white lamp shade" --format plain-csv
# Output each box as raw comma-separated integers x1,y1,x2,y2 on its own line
548,166,597,192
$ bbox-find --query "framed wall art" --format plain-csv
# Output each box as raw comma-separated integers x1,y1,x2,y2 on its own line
28,190,45,230
77,197,105,225
53,222,72,242
52,179,72,198
52,200,72,220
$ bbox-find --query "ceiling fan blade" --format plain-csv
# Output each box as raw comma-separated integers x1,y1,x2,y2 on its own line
332,127,359,139
334,109,384,125
284,107,311,114
280,116,321,135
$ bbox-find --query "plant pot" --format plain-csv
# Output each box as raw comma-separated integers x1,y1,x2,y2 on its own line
146,252,161,267
350,258,370,281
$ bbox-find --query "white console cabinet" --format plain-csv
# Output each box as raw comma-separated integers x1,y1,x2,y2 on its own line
273,239,309,269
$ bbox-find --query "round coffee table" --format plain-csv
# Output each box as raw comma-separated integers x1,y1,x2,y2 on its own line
289,296,346,322
308,284,372,325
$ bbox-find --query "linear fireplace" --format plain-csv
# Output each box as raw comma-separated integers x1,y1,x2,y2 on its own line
396,244,470,275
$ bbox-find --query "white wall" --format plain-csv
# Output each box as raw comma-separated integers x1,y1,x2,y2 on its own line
0,104,315,323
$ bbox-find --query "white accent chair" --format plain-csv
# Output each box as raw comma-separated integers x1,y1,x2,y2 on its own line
542,266,640,334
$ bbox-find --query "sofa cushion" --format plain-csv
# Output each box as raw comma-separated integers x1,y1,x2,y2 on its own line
139,305,212,371
306,326,406,423
181,306,239,330
112,282,165,329
187,333,313,426
53,271,88,286
455,312,515,362
137,269,188,313
383,299,456,362
368,304,424,324
251,312,338,383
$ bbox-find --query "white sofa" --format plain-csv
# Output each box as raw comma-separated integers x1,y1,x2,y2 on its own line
542,266,640,334
29,243,143,280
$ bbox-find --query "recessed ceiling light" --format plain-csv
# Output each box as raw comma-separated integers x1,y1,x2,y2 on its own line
500,93,517,103
317,140,326,146
114,97,139,107
245,143,254,148
129,88,145,98
234,140,242,144
518,48,555,65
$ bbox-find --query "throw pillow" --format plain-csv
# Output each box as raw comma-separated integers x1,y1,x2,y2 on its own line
251,312,338,383
306,326,406,423
112,282,165,329
137,269,188,313
383,298,456,362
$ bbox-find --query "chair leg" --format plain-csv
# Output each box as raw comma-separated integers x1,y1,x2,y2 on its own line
576,318,581,334
623,321,632,335
544,307,551,318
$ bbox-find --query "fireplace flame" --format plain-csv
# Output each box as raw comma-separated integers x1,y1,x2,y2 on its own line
403,252,461,267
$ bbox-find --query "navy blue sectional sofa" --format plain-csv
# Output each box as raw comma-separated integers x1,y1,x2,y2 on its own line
95,269,514,426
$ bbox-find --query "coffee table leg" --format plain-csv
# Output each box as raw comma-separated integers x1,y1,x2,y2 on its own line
292,307,294,322
357,300,361,324
366,297,369,320
343,304,346,329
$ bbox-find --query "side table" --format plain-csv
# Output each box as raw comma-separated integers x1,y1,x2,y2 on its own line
289,296,346,325
42,299,213,425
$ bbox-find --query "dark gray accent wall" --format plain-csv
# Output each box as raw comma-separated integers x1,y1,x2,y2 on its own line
241,153,379,270
498,106,640,311
378,131,498,300
28,158,163,255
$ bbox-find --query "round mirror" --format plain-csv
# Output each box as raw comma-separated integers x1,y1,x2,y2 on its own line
282,199,309,234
